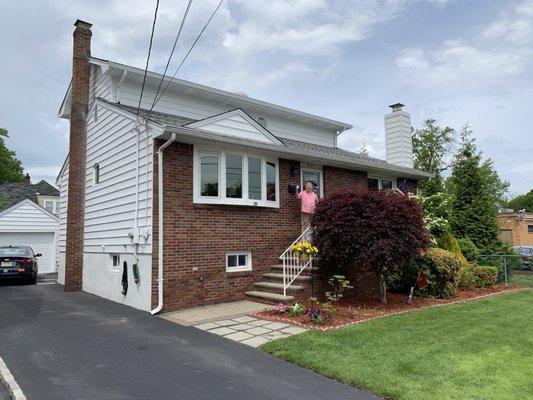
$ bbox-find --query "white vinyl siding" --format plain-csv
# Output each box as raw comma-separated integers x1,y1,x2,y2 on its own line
83,105,153,254
89,65,112,101
116,80,337,147
0,202,58,232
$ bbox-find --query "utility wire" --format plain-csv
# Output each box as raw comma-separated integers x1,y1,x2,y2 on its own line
150,0,194,112
136,0,160,117
151,0,225,110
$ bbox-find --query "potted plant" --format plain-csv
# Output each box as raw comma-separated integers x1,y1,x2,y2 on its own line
291,241,319,263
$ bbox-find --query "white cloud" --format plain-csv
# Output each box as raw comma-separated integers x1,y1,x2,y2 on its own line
396,0,533,91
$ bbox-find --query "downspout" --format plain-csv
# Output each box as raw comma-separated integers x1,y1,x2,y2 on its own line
150,132,176,315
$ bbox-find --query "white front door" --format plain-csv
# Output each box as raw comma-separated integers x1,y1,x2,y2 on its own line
0,232,56,274
301,168,323,198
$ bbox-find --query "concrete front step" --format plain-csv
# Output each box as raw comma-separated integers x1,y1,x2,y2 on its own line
254,281,303,292
270,264,319,272
245,291,294,304
262,272,313,282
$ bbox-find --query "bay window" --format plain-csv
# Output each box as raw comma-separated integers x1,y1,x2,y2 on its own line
195,148,279,207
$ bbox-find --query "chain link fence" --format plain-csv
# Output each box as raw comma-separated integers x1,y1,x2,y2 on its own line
477,253,533,286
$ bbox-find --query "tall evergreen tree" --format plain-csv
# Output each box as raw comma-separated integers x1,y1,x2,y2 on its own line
448,125,501,251
412,118,455,196
0,128,24,184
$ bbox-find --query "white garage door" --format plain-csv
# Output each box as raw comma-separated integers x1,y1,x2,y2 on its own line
0,232,56,274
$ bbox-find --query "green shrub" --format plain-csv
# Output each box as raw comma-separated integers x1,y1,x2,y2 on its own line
437,232,462,256
473,265,498,288
459,263,475,288
457,237,480,262
387,248,462,298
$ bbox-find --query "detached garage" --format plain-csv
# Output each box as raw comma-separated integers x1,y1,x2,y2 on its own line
0,199,59,274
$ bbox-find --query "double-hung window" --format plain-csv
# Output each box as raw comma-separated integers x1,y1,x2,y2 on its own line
195,148,279,207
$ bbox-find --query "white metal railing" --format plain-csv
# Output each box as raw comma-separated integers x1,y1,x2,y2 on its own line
279,227,314,298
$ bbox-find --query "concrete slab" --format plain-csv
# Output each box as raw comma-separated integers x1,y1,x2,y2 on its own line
161,300,271,326
208,327,237,336
241,336,271,348
224,332,254,342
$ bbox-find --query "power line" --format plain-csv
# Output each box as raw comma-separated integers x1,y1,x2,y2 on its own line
136,0,160,117
151,0,225,110
150,0,194,112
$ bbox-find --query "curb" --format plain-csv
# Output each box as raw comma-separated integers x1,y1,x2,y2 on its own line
0,355,26,400
251,287,529,331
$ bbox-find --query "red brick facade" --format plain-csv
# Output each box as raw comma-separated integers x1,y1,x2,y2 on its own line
152,140,370,311
65,20,91,292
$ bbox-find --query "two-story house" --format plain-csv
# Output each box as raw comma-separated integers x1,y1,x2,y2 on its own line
57,20,431,313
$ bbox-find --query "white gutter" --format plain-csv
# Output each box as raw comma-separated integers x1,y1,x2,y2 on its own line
150,132,176,315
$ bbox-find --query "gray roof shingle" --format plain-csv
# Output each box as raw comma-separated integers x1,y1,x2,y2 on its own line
97,99,429,177
0,181,59,209
98,99,196,127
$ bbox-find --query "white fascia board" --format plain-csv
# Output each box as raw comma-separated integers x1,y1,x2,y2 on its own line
95,58,352,131
158,127,433,179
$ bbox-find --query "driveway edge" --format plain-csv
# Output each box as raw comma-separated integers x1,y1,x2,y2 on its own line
0,355,26,400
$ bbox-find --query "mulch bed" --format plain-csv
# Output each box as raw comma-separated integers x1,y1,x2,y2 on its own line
250,285,528,331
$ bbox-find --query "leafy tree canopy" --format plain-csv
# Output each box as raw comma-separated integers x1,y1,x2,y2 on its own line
0,128,24,184
412,118,455,196
506,190,533,212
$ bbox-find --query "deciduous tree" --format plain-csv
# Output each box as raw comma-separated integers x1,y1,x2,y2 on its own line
0,128,24,184
312,190,430,304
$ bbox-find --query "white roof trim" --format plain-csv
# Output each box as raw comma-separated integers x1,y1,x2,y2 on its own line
0,199,59,222
184,109,285,147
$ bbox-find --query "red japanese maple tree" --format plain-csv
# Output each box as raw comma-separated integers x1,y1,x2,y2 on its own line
312,189,430,304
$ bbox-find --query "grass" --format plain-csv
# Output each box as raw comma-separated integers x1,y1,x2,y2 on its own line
263,289,533,400
509,271,533,287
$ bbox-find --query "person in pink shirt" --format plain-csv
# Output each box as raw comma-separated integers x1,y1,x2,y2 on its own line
296,181,319,239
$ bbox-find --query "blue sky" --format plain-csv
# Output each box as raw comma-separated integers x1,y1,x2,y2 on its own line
0,0,531,195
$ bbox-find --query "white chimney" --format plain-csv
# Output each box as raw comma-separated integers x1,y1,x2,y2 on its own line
384,103,413,168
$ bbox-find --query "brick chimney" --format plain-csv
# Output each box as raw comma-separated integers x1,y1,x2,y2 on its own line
384,103,414,168
64,20,92,292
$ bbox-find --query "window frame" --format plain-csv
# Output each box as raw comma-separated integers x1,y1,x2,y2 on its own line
226,251,252,272
193,146,279,208
300,167,324,198
368,175,397,191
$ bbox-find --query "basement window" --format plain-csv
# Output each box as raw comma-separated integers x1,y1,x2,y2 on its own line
226,252,251,272
111,254,120,271
528,225,533,233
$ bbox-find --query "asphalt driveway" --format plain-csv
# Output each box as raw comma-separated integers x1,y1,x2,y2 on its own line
0,284,378,400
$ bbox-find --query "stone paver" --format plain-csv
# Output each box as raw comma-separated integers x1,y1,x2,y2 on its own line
225,331,254,341
161,300,271,326
263,322,291,330
209,327,236,336
193,312,308,348
241,336,271,348
245,326,272,335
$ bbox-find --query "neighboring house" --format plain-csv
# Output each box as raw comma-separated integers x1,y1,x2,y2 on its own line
0,179,60,274
57,20,431,313
498,210,533,247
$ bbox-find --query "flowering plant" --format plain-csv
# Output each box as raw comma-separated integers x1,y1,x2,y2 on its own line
274,303,288,314
307,308,325,324
291,241,319,256
289,302,306,317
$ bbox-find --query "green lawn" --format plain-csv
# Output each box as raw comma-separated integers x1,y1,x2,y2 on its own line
263,290,533,400
509,272,533,287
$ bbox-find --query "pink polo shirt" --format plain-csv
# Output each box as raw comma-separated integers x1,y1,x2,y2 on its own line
298,190,319,214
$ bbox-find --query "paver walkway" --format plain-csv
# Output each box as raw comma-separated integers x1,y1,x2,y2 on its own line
195,315,307,347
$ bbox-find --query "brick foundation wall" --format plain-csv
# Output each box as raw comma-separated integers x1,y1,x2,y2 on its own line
152,141,372,311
